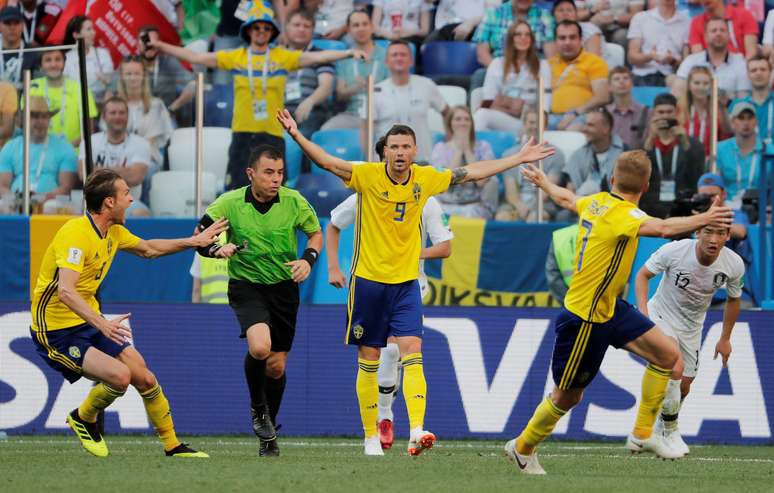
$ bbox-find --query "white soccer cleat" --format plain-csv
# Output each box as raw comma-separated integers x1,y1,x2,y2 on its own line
364,435,385,456
407,428,436,456
663,428,690,457
503,439,546,475
626,433,683,460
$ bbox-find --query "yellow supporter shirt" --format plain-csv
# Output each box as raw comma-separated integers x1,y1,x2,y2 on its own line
31,214,141,332
346,163,452,284
549,50,609,114
216,46,302,136
563,192,650,323
29,78,98,146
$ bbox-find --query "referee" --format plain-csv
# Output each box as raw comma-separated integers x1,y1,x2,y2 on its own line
196,145,322,457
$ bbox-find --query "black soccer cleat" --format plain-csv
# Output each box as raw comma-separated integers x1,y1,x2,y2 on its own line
259,437,280,457
251,406,277,441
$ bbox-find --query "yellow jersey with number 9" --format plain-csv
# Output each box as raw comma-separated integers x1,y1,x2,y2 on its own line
563,192,650,323
31,214,141,332
346,163,452,284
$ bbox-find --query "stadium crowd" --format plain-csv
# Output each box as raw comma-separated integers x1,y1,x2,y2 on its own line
0,0,769,235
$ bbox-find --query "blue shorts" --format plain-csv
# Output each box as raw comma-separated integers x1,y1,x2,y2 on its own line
30,324,131,383
551,298,655,390
345,276,423,347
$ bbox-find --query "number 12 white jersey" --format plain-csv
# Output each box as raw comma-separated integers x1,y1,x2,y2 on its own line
645,239,745,334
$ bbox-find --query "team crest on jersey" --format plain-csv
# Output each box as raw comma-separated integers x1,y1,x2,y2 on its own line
68,346,81,359
713,272,728,288
107,239,113,255
587,200,609,216
353,325,364,339
413,183,421,202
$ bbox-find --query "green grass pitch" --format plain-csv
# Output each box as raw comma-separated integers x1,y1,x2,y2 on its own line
2,436,772,492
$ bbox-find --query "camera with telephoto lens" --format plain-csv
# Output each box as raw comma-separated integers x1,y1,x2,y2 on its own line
669,191,713,217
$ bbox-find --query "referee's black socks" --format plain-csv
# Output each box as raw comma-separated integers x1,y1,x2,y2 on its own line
244,352,268,410
266,374,286,427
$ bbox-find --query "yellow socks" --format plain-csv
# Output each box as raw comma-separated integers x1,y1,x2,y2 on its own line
140,383,181,452
78,383,125,423
633,364,672,439
516,397,567,455
356,358,380,437
401,353,427,431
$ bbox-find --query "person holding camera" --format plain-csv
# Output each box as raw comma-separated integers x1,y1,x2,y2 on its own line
640,93,705,218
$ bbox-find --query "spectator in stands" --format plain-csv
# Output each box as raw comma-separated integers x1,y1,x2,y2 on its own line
497,106,567,222
675,18,751,100
152,4,367,189
627,0,689,87
696,172,748,241
213,1,244,84
0,80,16,149
305,0,353,40
688,0,757,58
368,40,448,162
676,65,732,157
79,97,153,217
372,0,432,45
322,10,389,130
30,49,98,148
473,21,551,136
582,0,643,48
63,15,114,104
640,93,705,218
112,57,174,172
151,0,185,31
548,20,609,131
473,0,556,85
427,0,498,42
552,0,603,57
732,55,774,145
0,6,37,90
606,66,649,150
432,105,497,219
563,108,624,195
0,96,76,203
716,102,769,204
18,0,61,46
282,10,334,138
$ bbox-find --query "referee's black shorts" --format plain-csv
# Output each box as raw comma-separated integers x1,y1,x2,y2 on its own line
227,279,299,352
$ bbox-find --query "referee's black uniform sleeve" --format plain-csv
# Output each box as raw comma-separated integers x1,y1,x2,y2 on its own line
196,214,219,257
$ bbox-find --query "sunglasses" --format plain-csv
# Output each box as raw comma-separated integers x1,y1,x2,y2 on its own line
122,55,143,62
30,112,51,119
251,24,274,33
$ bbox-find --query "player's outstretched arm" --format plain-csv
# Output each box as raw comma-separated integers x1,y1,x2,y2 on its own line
449,137,554,185
277,109,353,181
715,296,741,367
638,197,733,238
635,266,656,316
127,218,228,258
520,163,578,213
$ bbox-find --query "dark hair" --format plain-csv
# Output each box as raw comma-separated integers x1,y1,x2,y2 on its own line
103,96,129,111
653,93,678,108
554,19,582,38
748,53,772,69
384,124,416,145
704,16,727,32
346,8,371,26
388,39,412,54
85,168,122,213
287,9,315,27
551,0,577,15
593,107,614,130
64,15,90,46
375,136,386,161
248,145,284,169
138,24,159,36
609,65,631,79
40,49,67,61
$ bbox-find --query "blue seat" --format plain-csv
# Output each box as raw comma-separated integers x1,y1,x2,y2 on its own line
476,131,516,158
203,84,233,127
374,39,415,73
311,39,348,51
310,129,364,174
296,172,352,216
284,134,303,188
432,131,445,146
421,42,480,77
632,86,669,108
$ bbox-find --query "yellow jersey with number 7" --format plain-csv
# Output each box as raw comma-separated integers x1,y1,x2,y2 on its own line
563,192,650,323
345,162,452,284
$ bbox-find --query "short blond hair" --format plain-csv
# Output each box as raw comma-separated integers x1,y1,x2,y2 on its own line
613,150,651,194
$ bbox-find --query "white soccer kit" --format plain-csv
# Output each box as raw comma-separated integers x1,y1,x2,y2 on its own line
330,194,453,299
644,239,744,377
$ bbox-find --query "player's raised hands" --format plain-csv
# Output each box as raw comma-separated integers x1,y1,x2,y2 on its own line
277,109,298,137
714,338,732,367
192,218,229,247
704,196,734,229
520,163,548,189
285,259,311,283
515,137,555,165
99,313,132,345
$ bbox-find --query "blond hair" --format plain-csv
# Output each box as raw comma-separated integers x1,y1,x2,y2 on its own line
613,150,651,194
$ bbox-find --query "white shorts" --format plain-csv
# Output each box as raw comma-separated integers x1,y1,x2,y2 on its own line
648,303,701,378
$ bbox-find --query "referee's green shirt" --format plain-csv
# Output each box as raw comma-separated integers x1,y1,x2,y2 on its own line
205,186,321,284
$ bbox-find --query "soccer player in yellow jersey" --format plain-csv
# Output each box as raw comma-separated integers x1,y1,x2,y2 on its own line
278,108,554,455
30,169,227,458
505,151,733,474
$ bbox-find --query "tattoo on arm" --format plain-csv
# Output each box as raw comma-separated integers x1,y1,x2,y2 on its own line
451,167,468,185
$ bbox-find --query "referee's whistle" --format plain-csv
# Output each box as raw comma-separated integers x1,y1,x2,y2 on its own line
235,240,248,252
